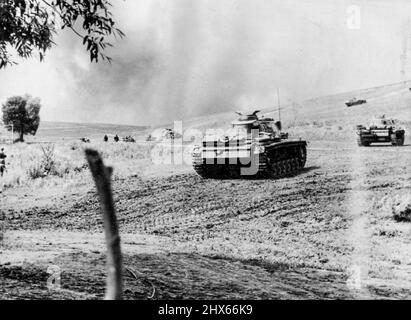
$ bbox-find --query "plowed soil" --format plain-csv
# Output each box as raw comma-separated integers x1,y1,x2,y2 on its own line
1,140,411,299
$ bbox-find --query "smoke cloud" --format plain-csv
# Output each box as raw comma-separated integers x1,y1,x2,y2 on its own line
0,0,410,126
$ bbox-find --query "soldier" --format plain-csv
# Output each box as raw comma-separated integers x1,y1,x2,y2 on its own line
114,134,119,142
0,148,7,177
104,135,108,142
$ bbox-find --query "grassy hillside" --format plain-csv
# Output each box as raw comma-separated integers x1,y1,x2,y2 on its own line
179,81,411,142
1,81,409,144
25,121,149,143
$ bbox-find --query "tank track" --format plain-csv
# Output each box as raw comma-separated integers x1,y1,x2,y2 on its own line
391,133,404,146
256,153,306,179
357,136,370,146
193,145,307,179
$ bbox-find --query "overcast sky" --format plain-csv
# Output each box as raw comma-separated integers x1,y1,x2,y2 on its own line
0,0,410,125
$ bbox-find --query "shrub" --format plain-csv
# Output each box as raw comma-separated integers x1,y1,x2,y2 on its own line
26,145,57,179
25,144,88,179
26,159,47,179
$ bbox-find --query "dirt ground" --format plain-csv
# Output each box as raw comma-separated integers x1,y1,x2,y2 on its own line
1,138,411,299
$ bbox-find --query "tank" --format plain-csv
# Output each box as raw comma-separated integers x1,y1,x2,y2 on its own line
146,128,182,142
122,135,136,143
345,97,367,107
356,115,405,146
192,111,307,178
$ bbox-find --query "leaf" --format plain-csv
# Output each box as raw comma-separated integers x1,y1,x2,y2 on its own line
0,0,125,68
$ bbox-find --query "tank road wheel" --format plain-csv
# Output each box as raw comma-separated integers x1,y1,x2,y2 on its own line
295,158,302,171
219,165,229,178
256,155,268,178
283,160,289,175
270,162,279,178
192,157,222,178
285,159,292,176
193,163,208,178
276,161,282,177
358,138,370,146
279,161,286,177
228,166,241,179
295,157,301,170
208,166,224,179
298,146,307,168
392,138,404,146
391,133,405,146
192,154,207,178
276,162,283,177
291,158,298,173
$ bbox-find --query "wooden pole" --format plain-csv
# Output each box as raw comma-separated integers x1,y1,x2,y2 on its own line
85,149,123,300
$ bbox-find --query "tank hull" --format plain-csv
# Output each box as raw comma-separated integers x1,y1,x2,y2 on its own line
357,128,405,146
193,140,307,179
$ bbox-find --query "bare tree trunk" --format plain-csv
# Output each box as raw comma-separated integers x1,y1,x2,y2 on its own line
85,149,122,300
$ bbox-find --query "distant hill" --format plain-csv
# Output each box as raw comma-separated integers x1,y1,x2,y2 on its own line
174,80,411,131
3,80,410,143
32,121,149,142
150,80,410,143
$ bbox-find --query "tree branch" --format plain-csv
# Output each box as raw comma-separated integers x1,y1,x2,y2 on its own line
41,0,84,39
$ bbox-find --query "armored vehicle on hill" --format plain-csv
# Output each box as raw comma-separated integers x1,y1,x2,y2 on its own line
192,111,307,179
356,115,405,146
345,97,367,107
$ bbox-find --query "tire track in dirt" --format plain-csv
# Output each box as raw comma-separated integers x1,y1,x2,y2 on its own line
345,147,372,298
4,166,354,274
343,141,411,298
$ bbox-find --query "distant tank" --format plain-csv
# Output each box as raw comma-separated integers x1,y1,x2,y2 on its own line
122,135,136,143
356,115,405,146
192,111,307,179
345,97,367,107
146,128,182,142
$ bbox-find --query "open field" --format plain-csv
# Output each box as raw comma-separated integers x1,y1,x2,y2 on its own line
1,82,411,299
10,121,149,143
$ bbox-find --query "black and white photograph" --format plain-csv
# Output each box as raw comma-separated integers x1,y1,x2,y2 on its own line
0,0,411,306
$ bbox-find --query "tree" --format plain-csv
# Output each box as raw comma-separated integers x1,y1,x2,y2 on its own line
0,0,125,68
2,95,41,142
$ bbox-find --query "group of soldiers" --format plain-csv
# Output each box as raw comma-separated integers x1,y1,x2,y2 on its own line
103,134,135,143
103,134,120,142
